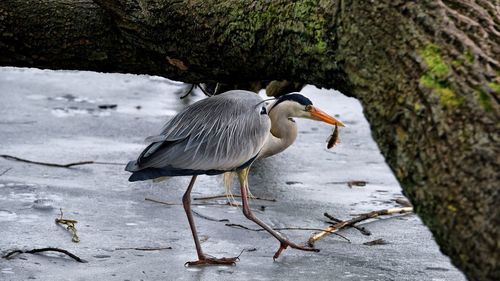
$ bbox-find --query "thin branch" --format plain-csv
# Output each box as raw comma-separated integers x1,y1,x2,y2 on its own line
145,198,177,205
179,84,196,99
88,161,125,166
0,154,124,168
347,180,368,188
235,247,258,260
326,180,368,188
145,197,238,206
363,238,388,246
115,247,172,251
3,247,87,263
324,212,371,236
0,167,12,176
147,197,350,242
192,210,229,222
308,207,413,246
225,223,350,243
194,194,276,202
226,201,242,207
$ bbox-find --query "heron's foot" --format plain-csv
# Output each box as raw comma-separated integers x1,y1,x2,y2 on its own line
185,255,239,266
273,241,319,260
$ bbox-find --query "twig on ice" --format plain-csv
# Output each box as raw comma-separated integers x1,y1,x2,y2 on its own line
324,212,371,236
115,247,172,251
145,197,238,206
347,180,367,188
326,180,368,188
0,167,12,176
308,207,413,247
192,210,229,222
363,238,389,246
179,84,196,99
3,247,87,263
145,198,177,205
0,154,123,168
194,194,276,202
226,223,351,243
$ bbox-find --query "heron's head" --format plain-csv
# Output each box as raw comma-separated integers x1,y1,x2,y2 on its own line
269,93,345,127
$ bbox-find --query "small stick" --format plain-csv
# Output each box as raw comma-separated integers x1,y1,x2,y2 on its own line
145,197,238,206
145,198,177,205
0,167,12,176
115,247,172,251
308,207,413,246
348,207,413,217
179,84,196,99
0,154,124,168
347,180,367,188
225,224,351,243
192,210,229,222
327,180,368,187
235,247,258,259
324,212,371,236
226,201,241,207
55,209,80,243
363,238,388,246
88,161,124,166
194,194,276,202
3,247,86,263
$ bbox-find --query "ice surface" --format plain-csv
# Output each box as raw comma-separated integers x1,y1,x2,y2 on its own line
0,67,465,281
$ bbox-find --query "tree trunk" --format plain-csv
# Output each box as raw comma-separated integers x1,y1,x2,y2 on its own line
1,1,498,280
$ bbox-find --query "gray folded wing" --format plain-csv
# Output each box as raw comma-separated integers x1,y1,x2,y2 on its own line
126,90,270,178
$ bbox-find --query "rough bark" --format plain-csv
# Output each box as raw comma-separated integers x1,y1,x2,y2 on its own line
0,0,181,77
0,1,498,280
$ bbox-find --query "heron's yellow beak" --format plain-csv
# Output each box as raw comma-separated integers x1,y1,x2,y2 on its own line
309,106,345,127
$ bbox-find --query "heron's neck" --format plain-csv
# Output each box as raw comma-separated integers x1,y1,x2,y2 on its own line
259,104,298,159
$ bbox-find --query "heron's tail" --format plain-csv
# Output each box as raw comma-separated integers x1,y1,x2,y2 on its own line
125,160,139,172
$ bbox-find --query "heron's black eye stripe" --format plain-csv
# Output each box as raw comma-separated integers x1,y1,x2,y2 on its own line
260,106,267,115
270,93,313,111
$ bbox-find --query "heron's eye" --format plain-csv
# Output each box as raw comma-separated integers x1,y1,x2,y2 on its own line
305,105,312,111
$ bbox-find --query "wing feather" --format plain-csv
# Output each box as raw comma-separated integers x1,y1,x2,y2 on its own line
131,90,270,173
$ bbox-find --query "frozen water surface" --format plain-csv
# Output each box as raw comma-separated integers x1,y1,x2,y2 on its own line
0,67,465,280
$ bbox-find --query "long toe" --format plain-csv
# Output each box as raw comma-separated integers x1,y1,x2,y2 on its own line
185,256,239,266
273,241,320,260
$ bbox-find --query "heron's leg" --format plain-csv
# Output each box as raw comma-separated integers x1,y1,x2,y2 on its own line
182,176,204,259
237,168,319,260
182,175,238,266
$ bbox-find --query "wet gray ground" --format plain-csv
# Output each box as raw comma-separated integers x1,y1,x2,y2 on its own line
0,67,466,281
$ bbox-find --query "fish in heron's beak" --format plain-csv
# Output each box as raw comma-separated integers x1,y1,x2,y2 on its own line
309,106,345,127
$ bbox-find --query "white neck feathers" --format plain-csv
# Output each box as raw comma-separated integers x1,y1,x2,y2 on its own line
259,102,298,159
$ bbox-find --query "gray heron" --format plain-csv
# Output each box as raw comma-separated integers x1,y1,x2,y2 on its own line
126,90,344,266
